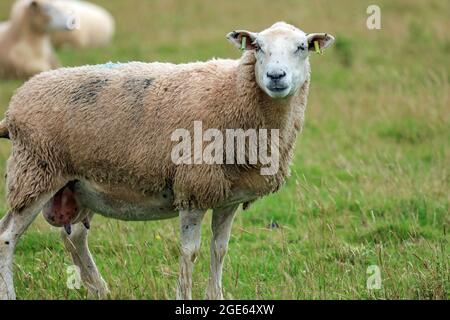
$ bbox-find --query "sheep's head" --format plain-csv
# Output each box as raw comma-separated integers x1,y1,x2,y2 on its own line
13,0,75,33
227,22,334,99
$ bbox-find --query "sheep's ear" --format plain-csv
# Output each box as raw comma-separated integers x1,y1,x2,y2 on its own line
30,0,39,9
306,33,335,52
227,30,258,50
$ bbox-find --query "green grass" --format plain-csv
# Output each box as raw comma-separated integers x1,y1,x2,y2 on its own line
0,0,448,299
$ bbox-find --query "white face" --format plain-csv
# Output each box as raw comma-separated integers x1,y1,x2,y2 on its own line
43,2,74,31
228,22,335,99
24,0,74,32
39,0,74,31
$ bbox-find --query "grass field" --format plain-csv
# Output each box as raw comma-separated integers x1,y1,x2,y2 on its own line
0,0,448,299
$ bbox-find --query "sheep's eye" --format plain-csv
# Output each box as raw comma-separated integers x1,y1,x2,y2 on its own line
296,44,306,53
254,43,263,53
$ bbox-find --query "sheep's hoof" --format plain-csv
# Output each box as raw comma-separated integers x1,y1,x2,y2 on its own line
0,291,16,301
205,293,224,300
0,284,16,300
205,288,224,300
86,280,109,300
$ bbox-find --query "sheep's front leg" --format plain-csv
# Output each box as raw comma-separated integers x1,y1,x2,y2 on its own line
61,213,109,299
205,205,239,300
0,194,53,300
176,209,206,300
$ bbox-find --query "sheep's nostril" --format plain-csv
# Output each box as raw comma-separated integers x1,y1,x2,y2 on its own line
267,70,287,80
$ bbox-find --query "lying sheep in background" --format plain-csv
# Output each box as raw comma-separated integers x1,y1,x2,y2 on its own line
0,22,8,34
0,0,73,79
50,0,115,49
0,22,334,300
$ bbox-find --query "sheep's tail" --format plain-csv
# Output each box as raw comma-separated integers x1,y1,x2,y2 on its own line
0,119,10,139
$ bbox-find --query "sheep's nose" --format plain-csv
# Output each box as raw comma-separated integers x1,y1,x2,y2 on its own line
267,70,287,80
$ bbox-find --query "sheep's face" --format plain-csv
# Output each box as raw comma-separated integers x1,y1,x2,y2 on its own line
228,22,334,99
21,0,74,33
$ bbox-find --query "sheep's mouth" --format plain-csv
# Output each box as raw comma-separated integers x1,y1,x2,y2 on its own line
267,84,290,94
266,85,291,99
268,86,289,92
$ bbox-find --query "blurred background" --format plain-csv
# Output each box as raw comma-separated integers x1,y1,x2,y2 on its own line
0,0,448,299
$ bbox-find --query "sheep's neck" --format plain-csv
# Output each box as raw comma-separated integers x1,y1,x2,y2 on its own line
259,92,296,129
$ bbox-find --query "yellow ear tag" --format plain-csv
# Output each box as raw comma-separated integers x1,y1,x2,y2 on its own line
314,40,322,55
241,36,247,51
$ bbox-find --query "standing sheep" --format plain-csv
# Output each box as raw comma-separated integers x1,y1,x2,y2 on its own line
50,0,115,49
0,22,334,300
0,0,73,79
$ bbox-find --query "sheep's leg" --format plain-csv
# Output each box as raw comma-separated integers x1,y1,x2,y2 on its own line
176,209,206,300
205,205,239,300
60,211,109,299
0,193,53,300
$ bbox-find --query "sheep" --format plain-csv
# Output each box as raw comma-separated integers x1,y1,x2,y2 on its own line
0,22,334,300
0,0,73,79
0,22,8,34
50,0,115,49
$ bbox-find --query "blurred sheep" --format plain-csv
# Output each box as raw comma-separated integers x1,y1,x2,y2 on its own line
0,0,73,79
50,0,115,49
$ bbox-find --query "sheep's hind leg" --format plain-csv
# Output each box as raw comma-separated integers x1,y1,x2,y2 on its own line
0,193,54,300
61,210,109,299
205,204,239,300
176,209,206,300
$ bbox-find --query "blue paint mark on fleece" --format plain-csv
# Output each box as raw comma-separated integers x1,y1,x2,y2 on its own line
97,61,124,69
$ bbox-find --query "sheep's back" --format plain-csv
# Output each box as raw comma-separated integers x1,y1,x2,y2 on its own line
6,60,240,191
